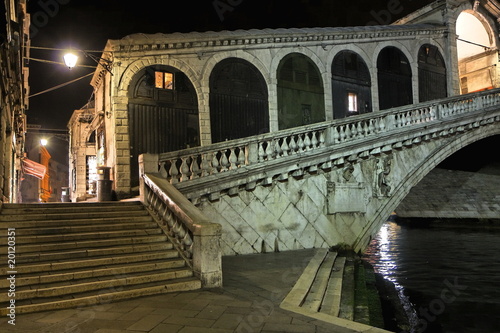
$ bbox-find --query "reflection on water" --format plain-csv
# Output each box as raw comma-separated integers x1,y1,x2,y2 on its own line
363,222,500,333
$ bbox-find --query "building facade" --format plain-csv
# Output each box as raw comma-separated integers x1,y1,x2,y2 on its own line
0,0,29,203
68,0,500,201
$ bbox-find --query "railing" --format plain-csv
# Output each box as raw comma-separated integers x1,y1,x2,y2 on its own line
157,89,500,185
139,155,222,288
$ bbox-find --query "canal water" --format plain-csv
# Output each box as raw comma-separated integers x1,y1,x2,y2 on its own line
363,221,500,333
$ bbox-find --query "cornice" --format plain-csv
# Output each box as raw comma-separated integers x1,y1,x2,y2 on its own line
109,24,448,55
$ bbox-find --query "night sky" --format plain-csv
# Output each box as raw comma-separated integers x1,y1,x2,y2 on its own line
27,0,434,130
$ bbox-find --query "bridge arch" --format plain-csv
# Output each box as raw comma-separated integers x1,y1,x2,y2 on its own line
331,50,372,119
208,57,269,143
417,43,447,102
376,46,413,110
276,52,326,130
126,63,200,187
455,5,500,94
354,122,500,252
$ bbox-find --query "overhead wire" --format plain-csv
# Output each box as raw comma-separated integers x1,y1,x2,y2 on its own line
29,72,94,98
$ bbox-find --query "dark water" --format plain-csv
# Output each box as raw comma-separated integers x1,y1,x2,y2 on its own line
363,222,500,333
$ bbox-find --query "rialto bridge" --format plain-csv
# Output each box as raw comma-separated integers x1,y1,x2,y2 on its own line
67,0,500,258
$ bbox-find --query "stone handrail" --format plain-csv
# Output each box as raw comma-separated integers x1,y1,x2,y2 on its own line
157,89,500,186
139,154,222,288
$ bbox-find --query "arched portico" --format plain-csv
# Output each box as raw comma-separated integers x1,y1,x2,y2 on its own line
277,52,326,130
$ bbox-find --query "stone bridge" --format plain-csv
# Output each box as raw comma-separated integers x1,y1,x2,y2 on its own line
139,89,500,256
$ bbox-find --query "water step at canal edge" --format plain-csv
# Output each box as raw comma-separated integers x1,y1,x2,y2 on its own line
280,249,390,333
0,201,201,316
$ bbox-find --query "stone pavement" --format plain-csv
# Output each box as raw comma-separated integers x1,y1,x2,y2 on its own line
1,249,374,333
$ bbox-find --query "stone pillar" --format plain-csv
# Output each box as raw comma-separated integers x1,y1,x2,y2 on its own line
192,222,223,288
138,153,158,205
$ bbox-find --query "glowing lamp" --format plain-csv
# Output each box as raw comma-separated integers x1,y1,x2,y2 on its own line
63,53,78,69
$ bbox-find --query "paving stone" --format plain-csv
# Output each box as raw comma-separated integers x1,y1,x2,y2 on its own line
126,314,166,331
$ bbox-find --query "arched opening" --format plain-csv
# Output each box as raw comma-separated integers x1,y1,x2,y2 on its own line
377,47,413,110
209,58,269,143
456,11,497,94
331,50,372,118
277,53,325,130
128,65,199,187
418,44,447,102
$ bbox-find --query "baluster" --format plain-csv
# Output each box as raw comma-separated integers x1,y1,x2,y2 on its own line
220,150,230,171
200,153,210,177
311,131,318,148
228,148,238,170
289,135,297,154
274,139,283,157
304,133,312,150
319,130,325,147
297,134,305,152
378,116,386,132
190,155,200,179
339,125,346,143
159,161,168,179
345,124,352,140
265,140,274,160
169,159,179,184
237,147,246,166
258,142,266,161
180,157,191,182
333,127,340,144
211,152,220,173
281,137,290,156
356,122,364,138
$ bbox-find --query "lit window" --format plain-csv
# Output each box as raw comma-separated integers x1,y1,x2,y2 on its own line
348,92,358,112
155,71,174,89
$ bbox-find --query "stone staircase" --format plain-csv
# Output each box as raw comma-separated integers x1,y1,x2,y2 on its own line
0,201,201,315
281,249,388,332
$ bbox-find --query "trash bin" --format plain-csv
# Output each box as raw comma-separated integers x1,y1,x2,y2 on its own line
61,187,70,202
96,166,113,201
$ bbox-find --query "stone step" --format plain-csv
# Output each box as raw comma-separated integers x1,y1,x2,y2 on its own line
0,209,150,222
302,251,337,312
1,201,143,214
0,258,186,288
15,249,180,274
0,268,194,302
13,241,174,264
0,277,201,316
338,253,356,321
0,234,169,254
281,249,383,330
0,216,154,229
0,201,201,315
8,220,158,236
320,256,346,316
1,228,162,244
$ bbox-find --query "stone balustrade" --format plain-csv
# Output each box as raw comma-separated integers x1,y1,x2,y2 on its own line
155,89,500,195
139,155,222,288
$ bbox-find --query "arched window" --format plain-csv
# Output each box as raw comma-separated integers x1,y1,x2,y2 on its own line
418,44,447,102
277,53,325,130
128,65,199,187
377,47,413,110
456,11,497,93
209,58,269,143
332,51,372,118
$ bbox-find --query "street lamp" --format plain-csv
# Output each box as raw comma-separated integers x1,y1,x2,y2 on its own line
63,52,78,69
